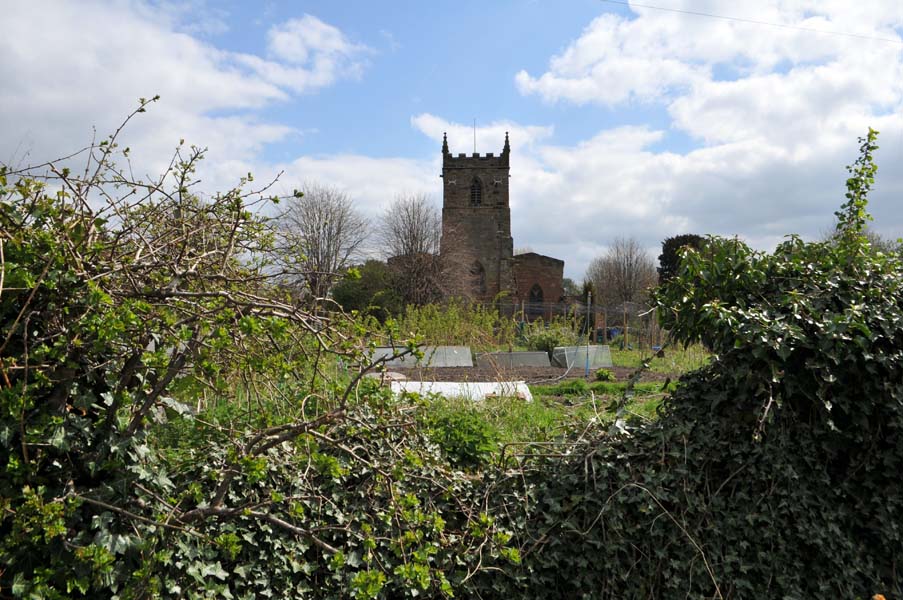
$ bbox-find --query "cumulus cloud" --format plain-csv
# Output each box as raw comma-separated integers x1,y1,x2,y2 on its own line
411,113,553,152
5,0,903,283
0,1,369,186
241,15,371,93
0,1,424,261
517,2,903,107
507,1,903,278
515,13,708,105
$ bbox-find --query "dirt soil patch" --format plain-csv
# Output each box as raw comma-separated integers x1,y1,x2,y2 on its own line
390,365,673,384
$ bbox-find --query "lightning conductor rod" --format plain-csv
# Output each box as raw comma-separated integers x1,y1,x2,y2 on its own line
473,119,477,153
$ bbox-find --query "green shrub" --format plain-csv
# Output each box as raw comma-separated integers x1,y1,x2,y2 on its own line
594,368,615,381
422,403,499,469
0,113,517,599
521,318,583,355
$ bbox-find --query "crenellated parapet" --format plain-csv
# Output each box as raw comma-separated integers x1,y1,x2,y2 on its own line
441,132,510,168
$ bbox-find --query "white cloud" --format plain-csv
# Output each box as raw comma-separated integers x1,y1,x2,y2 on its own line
0,1,425,262
505,1,903,279
0,2,370,186
517,2,903,107
411,113,553,153
253,15,370,91
515,13,708,105
269,15,364,63
5,0,903,284
276,154,437,216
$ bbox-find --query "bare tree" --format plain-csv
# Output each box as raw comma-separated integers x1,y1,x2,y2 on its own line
276,183,368,300
821,225,900,255
378,193,441,258
586,236,657,307
378,194,444,305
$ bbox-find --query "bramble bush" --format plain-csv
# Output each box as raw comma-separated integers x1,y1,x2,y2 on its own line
0,104,515,599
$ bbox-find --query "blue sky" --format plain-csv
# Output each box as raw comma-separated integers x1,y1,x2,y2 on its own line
215,0,641,160
3,1,903,279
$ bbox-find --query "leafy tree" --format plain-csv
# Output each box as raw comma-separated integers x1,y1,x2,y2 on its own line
331,259,403,320
561,277,580,299
657,233,704,283
821,225,900,255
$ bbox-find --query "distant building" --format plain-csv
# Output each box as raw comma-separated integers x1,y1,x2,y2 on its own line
438,132,564,315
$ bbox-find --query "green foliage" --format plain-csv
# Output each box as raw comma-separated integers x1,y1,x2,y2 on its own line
836,128,879,241
146,397,512,599
389,300,517,352
529,379,666,398
0,110,515,599
5,110,899,599
431,394,595,447
594,368,615,382
420,399,500,469
657,233,705,283
520,317,583,355
470,131,902,598
332,260,403,320
416,390,656,460
554,378,589,395
561,277,580,298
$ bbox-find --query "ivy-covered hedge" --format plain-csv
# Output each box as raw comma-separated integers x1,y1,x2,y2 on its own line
471,130,901,599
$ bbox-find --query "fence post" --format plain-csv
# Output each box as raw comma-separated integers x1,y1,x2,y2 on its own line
585,291,592,378
623,305,628,349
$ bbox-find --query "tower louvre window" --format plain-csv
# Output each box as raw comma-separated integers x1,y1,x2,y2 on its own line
470,177,482,206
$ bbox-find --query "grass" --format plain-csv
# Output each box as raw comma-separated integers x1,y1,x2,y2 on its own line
529,379,674,398
423,379,668,450
610,343,710,374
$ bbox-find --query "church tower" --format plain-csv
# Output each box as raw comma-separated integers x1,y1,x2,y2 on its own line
439,132,515,302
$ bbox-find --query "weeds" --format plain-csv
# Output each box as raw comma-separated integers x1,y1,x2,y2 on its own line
611,343,710,373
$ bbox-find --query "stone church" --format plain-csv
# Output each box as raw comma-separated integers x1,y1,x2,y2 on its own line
439,132,564,313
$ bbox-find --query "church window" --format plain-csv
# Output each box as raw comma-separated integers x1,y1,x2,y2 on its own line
527,283,544,318
529,283,544,303
470,177,482,206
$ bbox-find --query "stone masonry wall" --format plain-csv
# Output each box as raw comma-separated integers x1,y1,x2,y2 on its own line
513,252,565,317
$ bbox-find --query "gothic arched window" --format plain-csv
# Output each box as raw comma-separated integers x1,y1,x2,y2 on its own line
527,283,544,318
529,284,544,303
470,177,482,206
